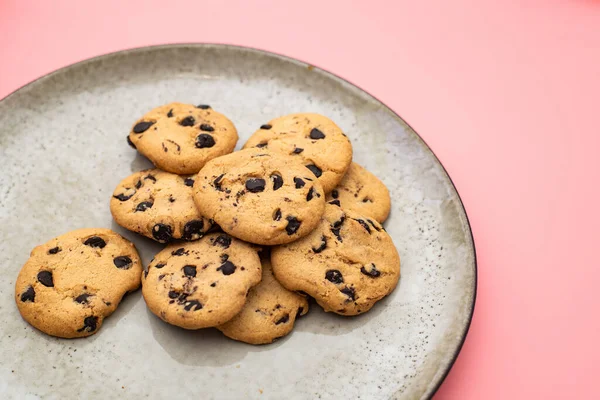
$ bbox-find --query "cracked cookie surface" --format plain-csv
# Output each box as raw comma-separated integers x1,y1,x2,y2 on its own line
110,168,213,243
217,256,308,344
271,204,400,315
192,148,326,245
327,162,391,223
142,233,261,329
127,102,238,174
243,113,352,193
15,228,142,338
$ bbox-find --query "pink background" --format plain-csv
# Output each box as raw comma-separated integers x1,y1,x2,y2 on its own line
1,0,599,398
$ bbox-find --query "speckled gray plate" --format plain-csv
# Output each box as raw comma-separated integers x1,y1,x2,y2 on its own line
0,44,476,400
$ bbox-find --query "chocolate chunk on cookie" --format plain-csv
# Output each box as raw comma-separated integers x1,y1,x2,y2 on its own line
127,102,238,174
142,233,262,329
326,162,391,223
243,113,352,193
192,148,326,245
111,168,213,243
271,204,400,316
15,228,142,338
217,256,308,345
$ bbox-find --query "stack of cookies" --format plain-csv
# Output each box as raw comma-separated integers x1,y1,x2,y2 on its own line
15,103,400,344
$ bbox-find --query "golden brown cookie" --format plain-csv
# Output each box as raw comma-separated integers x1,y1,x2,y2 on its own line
15,228,142,338
110,169,213,243
327,162,391,223
217,256,308,345
127,102,238,174
142,233,262,329
243,113,352,193
271,204,400,316
192,148,326,245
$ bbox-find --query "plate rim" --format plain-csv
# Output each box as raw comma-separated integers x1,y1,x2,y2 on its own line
0,43,477,399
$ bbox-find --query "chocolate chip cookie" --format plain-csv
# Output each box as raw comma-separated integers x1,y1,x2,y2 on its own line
127,102,238,174
271,204,400,315
217,255,308,344
327,162,391,223
142,233,262,329
192,148,326,245
243,113,352,193
110,169,212,243
15,228,142,338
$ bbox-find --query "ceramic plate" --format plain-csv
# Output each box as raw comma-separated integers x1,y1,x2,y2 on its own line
0,44,476,399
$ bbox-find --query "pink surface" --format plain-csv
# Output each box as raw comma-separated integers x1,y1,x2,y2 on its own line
1,1,599,398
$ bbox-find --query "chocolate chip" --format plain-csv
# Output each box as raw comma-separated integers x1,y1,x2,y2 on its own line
196,104,211,109
306,164,322,177
312,235,327,253
183,265,197,277
217,260,236,275
135,201,153,212
354,218,372,234
273,208,282,221
84,236,106,248
48,246,61,255
325,269,344,284
36,271,54,287
306,187,318,201
331,215,346,242
260,124,272,130
144,174,156,182
135,180,142,189
168,291,179,299
309,128,325,139
171,248,186,256
271,174,283,190
340,286,356,301
200,123,214,132
184,177,195,187
256,142,268,148
367,219,381,231
113,193,133,202
113,256,133,269
294,177,305,188
293,147,304,154
155,263,165,269
183,300,203,311
20,286,35,302
213,234,231,248
133,121,154,133
126,136,136,149
245,178,266,193
180,116,195,126
362,197,372,203
361,264,381,278
75,293,91,304
77,316,98,332
210,282,217,287
213,173,225,191
220,254,229,263
285,216,301,235
158,274,165,280
183,220,205,241
167,109,174,117
331,189,339,199
195,134,215,148
275,314,290,325
169,196,176,203
329,200,341,206
152,224,173,243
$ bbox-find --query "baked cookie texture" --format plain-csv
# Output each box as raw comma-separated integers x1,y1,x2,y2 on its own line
192,148,326,245
142,233,262,329
15,228,142,338
110,169,212,243
127,102,238,174
327,162,391,223
217,256,309,344
271,204,400,316
243,113,352,193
